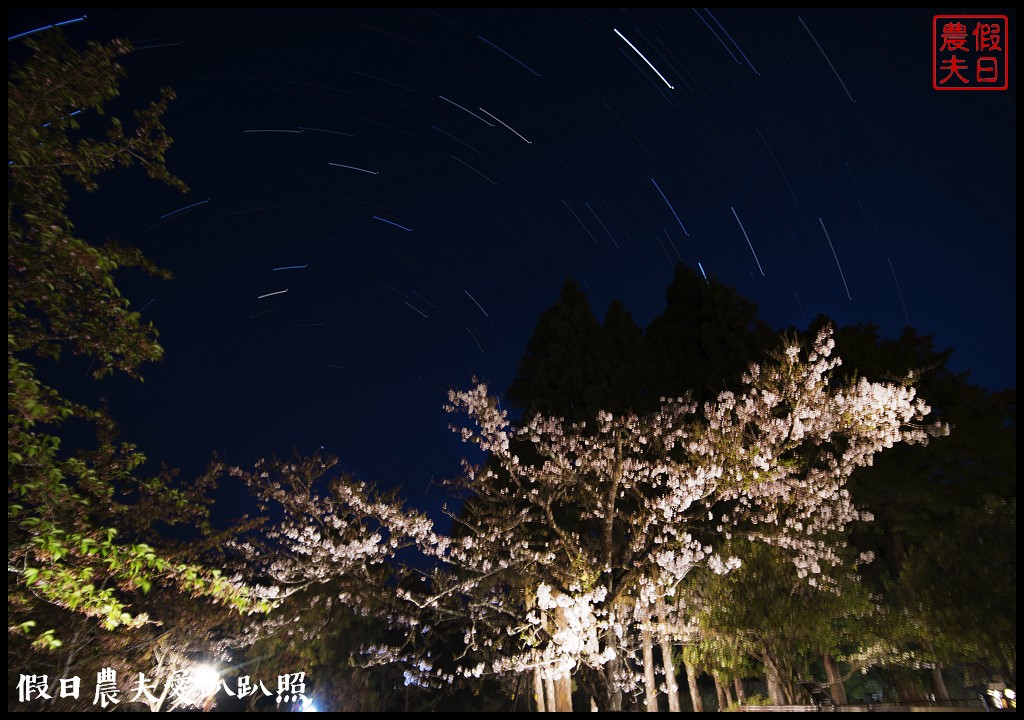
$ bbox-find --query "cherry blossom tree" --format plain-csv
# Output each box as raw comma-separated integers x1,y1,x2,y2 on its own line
225,452,436,600
219,451,448,688
436,325,947,711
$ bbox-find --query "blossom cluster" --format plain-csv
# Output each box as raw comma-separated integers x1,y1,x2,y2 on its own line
432,326,947,693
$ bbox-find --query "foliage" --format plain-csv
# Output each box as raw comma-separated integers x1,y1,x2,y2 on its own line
683,539,875,704
8,30,182,376
8,29,266,649
8,571,263,712
820,320,1016,695
866,494,1016,688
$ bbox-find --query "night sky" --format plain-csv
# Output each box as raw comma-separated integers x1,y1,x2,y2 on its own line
9,8,1016,528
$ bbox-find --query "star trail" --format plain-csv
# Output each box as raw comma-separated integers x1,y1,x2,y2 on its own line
9,7,1015,526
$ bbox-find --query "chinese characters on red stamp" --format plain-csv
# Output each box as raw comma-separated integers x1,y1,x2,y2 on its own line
933,15,1008,90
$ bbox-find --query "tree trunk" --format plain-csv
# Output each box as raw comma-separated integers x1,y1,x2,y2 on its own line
891,526,905,570
642,616,659,711
545,670,557,713
656,600,681,712
765,658,786,706
605,604,623,712
923,638,949,701
683,656,704,712
534,656,547,712
555,668,573,713
822,653,848,705
725,676,736,707
733,676,746,705
714,674,728,711
890,668,927,703
551,605,574,712
930,664,950,702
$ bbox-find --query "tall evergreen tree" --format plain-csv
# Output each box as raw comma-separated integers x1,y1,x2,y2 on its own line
644,264,774,407
506,278,608,422
509,265,776,421
601,299,647,415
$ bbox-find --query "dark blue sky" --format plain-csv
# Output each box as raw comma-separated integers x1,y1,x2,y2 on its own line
9,8,1016,528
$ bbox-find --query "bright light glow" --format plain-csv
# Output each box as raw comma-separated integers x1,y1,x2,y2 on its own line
192,663,220,697
300,696,319,712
